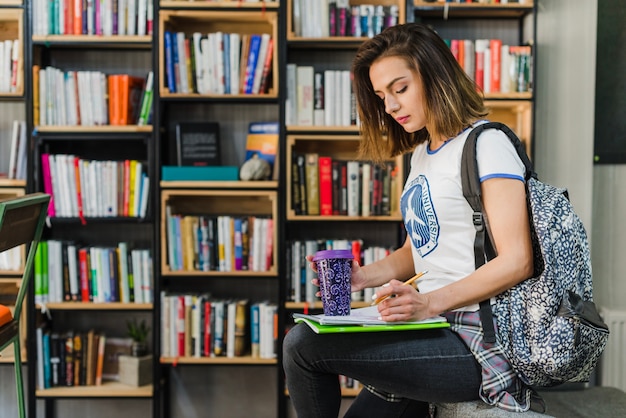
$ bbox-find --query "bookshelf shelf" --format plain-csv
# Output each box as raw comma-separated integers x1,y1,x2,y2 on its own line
0,0,22,6
286,214,404,222
35,126,153,133
36,382,153,398
0,271,22,277
160,356,277,365
31,35,152,48
159,1,280,10
286,126,361,134
413,1,533,19
0,182,25,191
36,303,153,311
158,91,279,100
285,301,371,310
160,269,277,277
160,180,278,189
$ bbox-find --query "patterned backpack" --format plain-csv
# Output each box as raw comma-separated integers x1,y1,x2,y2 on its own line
461,122,610,387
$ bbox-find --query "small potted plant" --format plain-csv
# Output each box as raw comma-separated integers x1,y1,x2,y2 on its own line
119,319,152,387
126,318,150,357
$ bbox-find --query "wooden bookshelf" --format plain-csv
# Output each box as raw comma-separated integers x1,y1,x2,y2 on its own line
0,8,23,97
158,10,279,98
285,135,404,220
287,0,406,41
160,189,278,276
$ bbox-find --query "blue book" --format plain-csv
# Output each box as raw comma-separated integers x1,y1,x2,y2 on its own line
233,218,243,270
244,34,262,94
250,303,260,357
223,33,231,94
244,122,279,177
42,331,51,388
164,31,177,93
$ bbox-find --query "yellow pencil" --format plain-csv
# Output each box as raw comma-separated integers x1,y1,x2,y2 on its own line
371,270,428,306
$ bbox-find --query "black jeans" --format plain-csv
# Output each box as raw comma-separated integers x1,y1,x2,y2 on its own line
283,323,482,418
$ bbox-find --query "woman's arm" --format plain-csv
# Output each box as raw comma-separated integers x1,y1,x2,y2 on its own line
353,237,416,291
306,236,416,294
375,177,534,321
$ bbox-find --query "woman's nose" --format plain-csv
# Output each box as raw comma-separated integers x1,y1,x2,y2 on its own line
385,97,399,114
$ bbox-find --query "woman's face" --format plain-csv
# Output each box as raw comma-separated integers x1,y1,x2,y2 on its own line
369,55,427,134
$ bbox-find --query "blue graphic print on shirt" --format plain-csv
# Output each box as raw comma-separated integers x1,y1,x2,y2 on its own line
401,175,439,257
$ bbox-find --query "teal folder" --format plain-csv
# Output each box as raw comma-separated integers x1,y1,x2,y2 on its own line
161,165,239,181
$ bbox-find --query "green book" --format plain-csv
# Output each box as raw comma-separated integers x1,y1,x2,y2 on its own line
293,306,450,334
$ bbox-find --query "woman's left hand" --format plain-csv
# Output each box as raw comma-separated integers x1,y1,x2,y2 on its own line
374,279,433,322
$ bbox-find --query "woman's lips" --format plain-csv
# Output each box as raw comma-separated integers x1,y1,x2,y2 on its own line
396,115,409,124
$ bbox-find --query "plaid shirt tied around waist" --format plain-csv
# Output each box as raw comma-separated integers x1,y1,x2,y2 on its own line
366,311,544,413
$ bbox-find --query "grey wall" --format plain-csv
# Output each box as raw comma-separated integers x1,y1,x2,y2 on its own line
535,0,621,312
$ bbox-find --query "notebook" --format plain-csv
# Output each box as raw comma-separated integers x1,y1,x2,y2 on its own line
293,306,450,334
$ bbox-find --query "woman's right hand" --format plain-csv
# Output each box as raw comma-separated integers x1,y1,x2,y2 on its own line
306,255,369,296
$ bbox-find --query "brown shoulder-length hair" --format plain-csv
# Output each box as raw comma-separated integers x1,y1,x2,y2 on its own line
352,23,487,163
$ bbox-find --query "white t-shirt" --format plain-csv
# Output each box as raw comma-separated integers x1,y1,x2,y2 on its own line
400,122,525,311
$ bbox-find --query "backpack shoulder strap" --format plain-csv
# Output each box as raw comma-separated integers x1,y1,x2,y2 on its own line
462,121,535,211
461,121,534,344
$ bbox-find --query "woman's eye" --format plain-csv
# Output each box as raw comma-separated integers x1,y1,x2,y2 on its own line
396,86,407,94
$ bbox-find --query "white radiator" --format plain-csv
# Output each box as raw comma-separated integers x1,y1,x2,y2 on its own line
600,309,626,392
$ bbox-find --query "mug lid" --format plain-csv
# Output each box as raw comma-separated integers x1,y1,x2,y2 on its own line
312,249,354,262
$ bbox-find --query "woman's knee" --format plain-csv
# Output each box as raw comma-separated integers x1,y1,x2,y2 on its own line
282,324,312,367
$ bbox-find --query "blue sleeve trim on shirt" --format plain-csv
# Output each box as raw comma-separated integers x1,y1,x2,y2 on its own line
480,173,525,183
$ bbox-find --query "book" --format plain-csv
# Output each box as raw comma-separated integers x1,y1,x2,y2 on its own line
318,156,333,216
137,71,154,125
305,153,319,215
175,121,221,166
294,316,449,334
118,74,146,125
244,121,279,180
293,306,449,334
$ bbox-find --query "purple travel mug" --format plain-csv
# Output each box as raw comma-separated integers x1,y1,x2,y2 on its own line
312,249,354,316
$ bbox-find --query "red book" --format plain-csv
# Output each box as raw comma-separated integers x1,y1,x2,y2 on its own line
450,39,460,63
490,39,502,93
318,156,333,216
340,161,348,216
203,299,212,357
78,248,91,302
264,219,274,271
41,153,56,217
258,38,274,94
73,156,86,225
177,296,185,357
73,0,82,35
474,39,487,92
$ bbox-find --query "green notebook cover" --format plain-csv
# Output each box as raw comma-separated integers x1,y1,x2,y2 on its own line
293,306,450,334
294,317,450,334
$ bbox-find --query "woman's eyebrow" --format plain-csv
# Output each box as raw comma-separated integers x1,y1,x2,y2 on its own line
373,76,406,94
